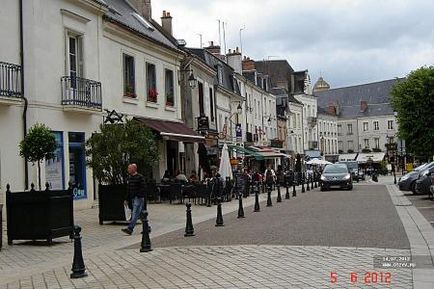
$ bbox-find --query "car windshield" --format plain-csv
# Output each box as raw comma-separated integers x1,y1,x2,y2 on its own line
323,165,348,173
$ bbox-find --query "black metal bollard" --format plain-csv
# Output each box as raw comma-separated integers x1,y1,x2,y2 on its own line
307,176,310,191
293,183,296,197
266,185,273,207
277,185,282,202
184,203,195,237
311,175,314,189
285,183,290,199
140,211,152,252
254,186,260,212
215,198,224,226
70,225,87,279
237,193,245,218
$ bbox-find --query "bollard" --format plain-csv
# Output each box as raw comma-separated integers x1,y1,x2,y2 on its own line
70,225,88,279
311,175,314,189
237,193,245,218
285,183,290,199
184,203,195,237
277,185,282,202
254,186,260,212
293,183,296,197
140,211,152,252
215,198,224,226
266,185,273,207
307,177,310,191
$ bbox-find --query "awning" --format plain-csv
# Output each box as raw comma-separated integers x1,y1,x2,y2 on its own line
135,117,204,143
339,153,358,162
228,144,264,160
356,152,386,163
255,151,291,159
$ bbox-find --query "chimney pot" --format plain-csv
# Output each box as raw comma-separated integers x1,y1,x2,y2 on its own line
162,10,166,17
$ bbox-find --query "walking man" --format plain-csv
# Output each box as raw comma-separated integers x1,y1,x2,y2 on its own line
122,163,146,235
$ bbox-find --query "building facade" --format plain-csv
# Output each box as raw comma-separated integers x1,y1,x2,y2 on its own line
317,107,339,161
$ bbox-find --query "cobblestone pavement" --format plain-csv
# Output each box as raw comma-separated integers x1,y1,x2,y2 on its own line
0,245,413,289
2,181,434,288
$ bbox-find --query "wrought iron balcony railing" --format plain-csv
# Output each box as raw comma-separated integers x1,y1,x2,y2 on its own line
0,61,21,98
61,76,102,110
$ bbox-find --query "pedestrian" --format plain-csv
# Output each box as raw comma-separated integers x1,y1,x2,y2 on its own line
122,163,146,235
264,164,276,190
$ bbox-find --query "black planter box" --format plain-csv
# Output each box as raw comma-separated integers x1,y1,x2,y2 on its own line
6,188,74,245
98,184,127,224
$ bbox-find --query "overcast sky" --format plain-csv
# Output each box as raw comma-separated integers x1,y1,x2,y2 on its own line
153,0,434,88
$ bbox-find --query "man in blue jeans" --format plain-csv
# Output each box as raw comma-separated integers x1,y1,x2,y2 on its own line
122,163,147,235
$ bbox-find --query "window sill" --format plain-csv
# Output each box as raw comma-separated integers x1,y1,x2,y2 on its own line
146,101,159,109
122,97,139,104
165,106,176,112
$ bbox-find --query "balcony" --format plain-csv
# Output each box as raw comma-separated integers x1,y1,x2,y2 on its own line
0,61,22,105
308,141,318,149
61,76,102,112
308,117,317,127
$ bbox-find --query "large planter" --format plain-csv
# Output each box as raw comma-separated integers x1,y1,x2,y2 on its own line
6,185,74,245
98,184,128,225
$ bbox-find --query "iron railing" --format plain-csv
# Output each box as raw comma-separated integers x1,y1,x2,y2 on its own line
61,76,102,109
0,61,21,98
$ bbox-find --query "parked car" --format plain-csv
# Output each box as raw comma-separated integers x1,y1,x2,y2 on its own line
320,164,353,191
337,161,360,182
398,162,434,193
415,166,434,195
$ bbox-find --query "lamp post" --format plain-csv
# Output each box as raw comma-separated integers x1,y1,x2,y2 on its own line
180,68,197,89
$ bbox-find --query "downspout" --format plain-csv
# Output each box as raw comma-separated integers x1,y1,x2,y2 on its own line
19,0,29,190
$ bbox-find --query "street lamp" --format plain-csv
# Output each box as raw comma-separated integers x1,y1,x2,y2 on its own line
180,68,197,89
236,102,242,115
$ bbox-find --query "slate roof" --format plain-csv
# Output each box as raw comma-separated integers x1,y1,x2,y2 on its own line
314,78,404,119
255,60,294,90
187,48,241,96
104,0,179,51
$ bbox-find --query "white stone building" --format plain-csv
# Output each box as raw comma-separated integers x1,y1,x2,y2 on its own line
317,107,339,161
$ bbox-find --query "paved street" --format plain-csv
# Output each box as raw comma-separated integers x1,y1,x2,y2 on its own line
1,180,434,288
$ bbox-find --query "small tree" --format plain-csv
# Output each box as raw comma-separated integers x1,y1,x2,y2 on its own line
86,119,159,184
19,123,56,190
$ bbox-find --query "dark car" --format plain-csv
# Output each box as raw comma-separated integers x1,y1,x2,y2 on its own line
398,162,434,193
320,164,353,191
338,161,360,182
415,166,434,195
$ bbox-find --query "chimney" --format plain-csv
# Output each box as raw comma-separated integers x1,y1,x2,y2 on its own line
242,56,255,71
204,41,221,55
360,100,368,112
328,105,336,116
161,10,172,35
226,47,242,74
130,0,152,20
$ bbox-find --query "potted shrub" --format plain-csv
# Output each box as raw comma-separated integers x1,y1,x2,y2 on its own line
362,148,372,153
86,119,159,224
7,123,74,245
124,85,136,98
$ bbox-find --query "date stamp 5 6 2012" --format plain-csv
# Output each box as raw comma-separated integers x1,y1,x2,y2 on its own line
330,272,391,284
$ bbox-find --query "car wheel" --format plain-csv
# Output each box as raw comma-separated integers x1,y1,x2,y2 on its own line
347,185,353,190
320,186,326,191
411,182,417,194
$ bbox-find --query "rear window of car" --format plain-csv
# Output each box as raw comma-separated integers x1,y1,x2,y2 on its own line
324,164,349,173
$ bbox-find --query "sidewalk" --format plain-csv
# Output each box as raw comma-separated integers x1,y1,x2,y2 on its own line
0,188,284,285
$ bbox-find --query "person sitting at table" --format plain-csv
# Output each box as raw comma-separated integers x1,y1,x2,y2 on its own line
161,170,171,183
189,170,198,183
175,170,189,183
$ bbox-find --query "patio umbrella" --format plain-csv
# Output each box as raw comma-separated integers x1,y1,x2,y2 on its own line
219,143,233,180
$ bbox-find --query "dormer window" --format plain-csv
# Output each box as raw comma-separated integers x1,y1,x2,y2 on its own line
217,66,223,85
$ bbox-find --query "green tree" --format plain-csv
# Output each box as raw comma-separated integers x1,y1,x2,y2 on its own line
391,66,434,159
19,123,56,190
86,119,159,184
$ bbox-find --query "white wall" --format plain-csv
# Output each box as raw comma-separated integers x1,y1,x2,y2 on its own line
0,0,20,64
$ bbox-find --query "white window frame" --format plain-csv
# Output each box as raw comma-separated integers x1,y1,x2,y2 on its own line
65,31,84,78
373,121,379,131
